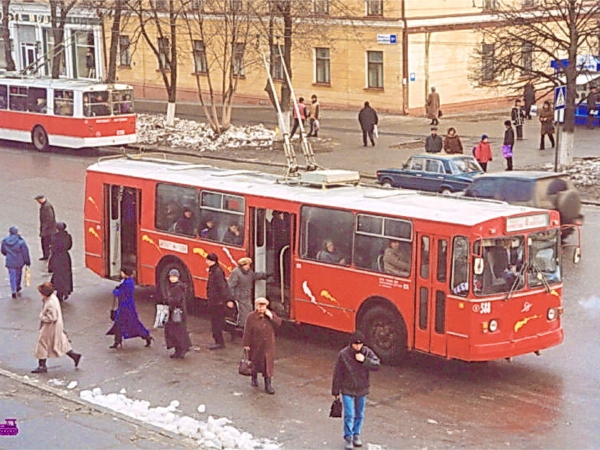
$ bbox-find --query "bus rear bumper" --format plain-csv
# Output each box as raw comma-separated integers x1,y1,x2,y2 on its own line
466,329,564,362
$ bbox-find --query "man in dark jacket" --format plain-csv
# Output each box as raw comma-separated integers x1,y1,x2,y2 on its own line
35,194,57,261
358,101,379,147
332,331,380,450
503,120,515,171
206,253,229,350
1,226,31,298
425,126,443,153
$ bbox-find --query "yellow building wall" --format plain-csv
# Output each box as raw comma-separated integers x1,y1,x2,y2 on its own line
110,1,517,115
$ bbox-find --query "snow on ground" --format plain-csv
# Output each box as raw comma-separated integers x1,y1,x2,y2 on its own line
80,387,281,450
137,114,275,152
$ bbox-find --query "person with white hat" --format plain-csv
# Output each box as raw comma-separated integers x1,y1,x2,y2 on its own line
243,297,282,394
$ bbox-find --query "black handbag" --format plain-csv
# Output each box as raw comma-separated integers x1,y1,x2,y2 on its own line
110,309,117,321
329,398,342,418
238,349,253,376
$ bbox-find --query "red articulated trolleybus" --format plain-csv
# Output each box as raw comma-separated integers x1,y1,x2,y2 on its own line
84,154,570,364
0,74,136,151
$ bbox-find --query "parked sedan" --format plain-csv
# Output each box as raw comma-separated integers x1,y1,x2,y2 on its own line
376,153,483,194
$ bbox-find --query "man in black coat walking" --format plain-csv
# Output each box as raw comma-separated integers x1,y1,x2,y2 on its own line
503,120,515,171
358,101,378,147
35,195,57,261
332,331,380,450
206,253,229,350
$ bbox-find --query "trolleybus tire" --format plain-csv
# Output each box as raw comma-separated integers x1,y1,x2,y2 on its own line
359,305,407,365
32,126,50,152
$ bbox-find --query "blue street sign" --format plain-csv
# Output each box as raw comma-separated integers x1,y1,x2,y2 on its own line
554,86,566,110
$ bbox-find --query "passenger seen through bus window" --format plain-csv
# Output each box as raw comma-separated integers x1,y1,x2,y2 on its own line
223,222,243,246
174,207,197,237
317,239,347,265
83,94,92,116
200,218,219,241
383,240,410,276
92,94,110,116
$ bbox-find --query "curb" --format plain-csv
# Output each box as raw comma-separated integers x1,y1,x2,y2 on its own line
0,366,196,447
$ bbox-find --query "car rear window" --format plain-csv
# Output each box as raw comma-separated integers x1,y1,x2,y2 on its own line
468,178,497,198
497,179,532,202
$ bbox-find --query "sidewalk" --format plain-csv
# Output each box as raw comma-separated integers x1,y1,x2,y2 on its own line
136,99,600,176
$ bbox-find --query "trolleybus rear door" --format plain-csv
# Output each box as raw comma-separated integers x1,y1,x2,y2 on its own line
107,185,139,280
414,234,449,356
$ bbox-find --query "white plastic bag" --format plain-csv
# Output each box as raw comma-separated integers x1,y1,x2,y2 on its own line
373,125,379,138
153,304,169,328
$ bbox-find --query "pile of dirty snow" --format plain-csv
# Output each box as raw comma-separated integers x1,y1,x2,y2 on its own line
80,387,280,450
137,114,275,152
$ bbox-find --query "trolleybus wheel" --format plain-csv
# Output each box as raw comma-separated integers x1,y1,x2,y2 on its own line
32,126,49,152
359,305,407,365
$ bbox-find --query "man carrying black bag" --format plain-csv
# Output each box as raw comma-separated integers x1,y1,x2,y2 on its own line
332,331,380,450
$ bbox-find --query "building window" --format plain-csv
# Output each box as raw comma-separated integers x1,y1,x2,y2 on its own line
482,43,495,82
158,37,171,71
233,43,245,76
315,47,330,84
522,0,535,7
191,0,204,11
367,51,383,88
313,0,329,14
272,45,284,81
0,37,6,69
154,0,167,10
44,29,66,77
483,0,497,10
366,0,383,16
193,40,208,73
119,35,131,66
229,0,242,12
521,43,533,75
74,31,96,79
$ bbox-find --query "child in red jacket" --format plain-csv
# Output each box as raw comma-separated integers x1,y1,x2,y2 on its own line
474,134,493,172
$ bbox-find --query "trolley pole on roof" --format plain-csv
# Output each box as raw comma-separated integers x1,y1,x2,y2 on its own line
259,46,299,180
277,44,320,172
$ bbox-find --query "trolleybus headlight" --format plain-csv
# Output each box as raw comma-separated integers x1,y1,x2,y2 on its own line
488,319,498,333
547,308,557,321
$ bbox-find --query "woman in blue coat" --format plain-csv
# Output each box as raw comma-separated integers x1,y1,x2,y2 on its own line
1,226,31,298
106,267,153,348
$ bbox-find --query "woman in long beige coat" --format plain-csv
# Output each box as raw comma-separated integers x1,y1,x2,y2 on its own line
426,87,441,125
32,282,81,373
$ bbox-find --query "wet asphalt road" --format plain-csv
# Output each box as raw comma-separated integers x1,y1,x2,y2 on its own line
0,144,599,449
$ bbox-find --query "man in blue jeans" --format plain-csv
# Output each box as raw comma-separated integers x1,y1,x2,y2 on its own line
332,331,380,449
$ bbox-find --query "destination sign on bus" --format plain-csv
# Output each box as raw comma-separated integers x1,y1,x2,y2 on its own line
506,213,549,232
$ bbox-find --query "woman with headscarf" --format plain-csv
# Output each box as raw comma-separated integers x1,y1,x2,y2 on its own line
32,282,82,373
164,268,192,359
49,222,73,302
227,257,267,331
106,267,153,349
243,297,282,394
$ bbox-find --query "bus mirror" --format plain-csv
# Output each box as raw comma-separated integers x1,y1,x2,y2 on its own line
573,247,581,264
474,257,484,275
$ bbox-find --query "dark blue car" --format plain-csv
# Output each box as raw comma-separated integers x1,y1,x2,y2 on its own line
377,153,483,194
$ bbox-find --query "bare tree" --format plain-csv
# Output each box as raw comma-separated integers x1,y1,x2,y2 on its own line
49,0,79,78
105,0,125,82
181,0,252,133
470,0,600,168
1,0,16,71
127,0,182,125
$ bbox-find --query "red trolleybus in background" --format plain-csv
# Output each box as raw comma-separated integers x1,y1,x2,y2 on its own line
84,155,570,364
0,75,136,151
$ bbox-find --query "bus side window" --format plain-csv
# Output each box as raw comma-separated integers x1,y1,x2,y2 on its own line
0,85,7,109
54,90,73,116
300,206,353,266
9,86,27,111
28,87,47,114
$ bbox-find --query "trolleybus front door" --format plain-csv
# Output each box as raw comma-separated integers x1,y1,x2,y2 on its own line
253,208,294,319
414,234,449,356
107,185,139,280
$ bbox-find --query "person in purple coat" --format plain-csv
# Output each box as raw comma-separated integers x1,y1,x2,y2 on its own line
106,267,153,349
